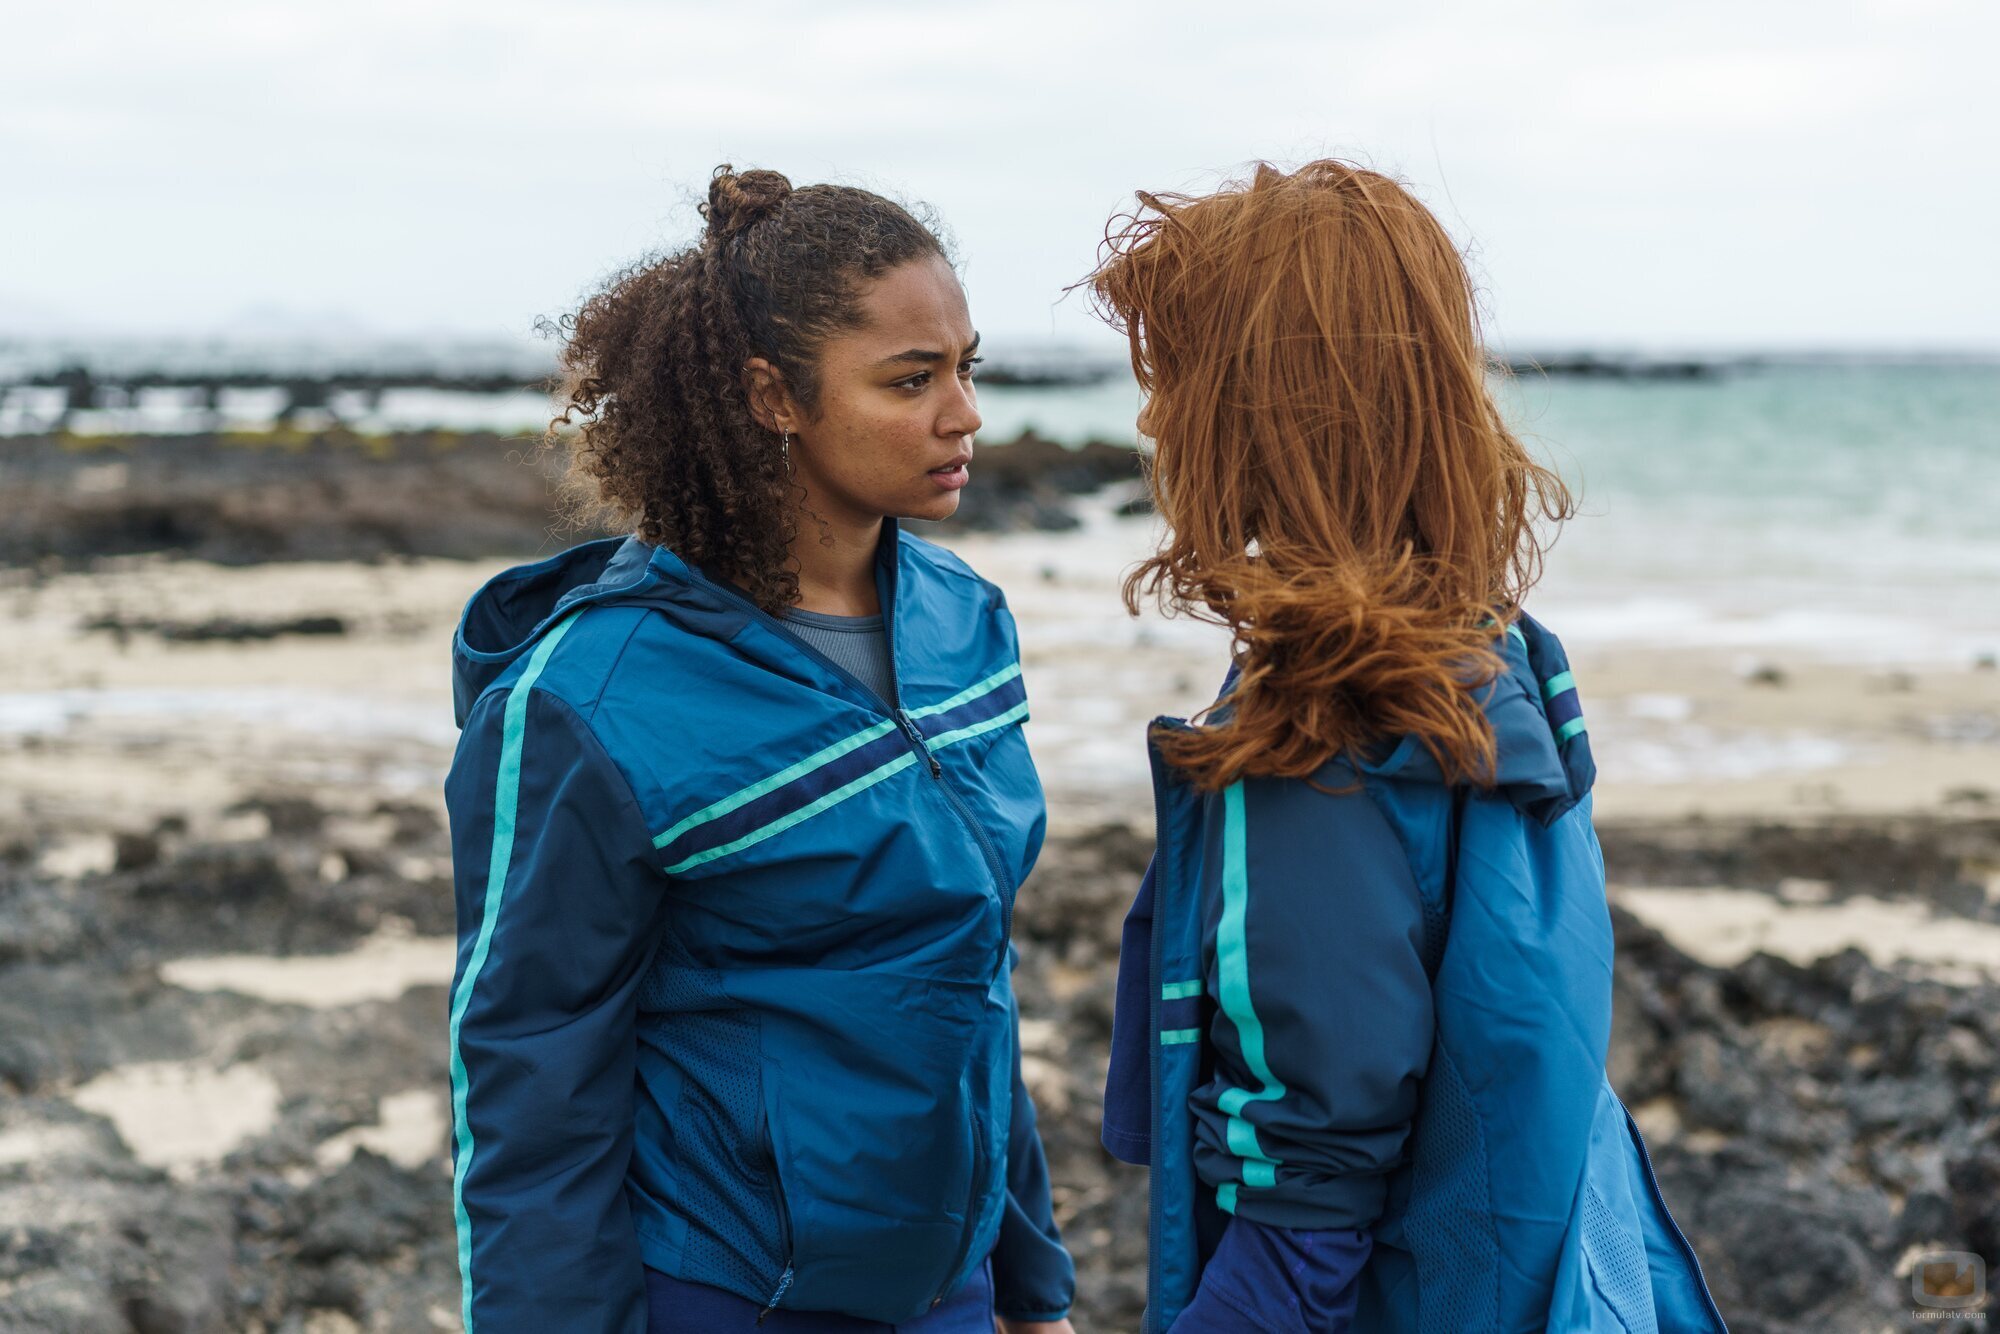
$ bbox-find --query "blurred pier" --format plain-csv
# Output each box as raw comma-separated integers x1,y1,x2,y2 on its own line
11,364,550,429
0,345,1128,433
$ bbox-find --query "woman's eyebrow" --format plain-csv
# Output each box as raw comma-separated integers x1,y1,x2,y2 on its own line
871,332,981,370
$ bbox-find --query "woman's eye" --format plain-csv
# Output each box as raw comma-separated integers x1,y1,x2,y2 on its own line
896,371,932,392
959,356,983,379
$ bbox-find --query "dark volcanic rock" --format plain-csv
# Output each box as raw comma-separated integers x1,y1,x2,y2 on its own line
6,795,1999,1330
937,434,1143,535
0,1098,239,1332
0,430,598,567
1600,817,2000,921
0,796,456,981
1008,821,1157,1329
83,612,349,644
283,1150,448,1264
0,966,278,1094
0,428,1144,568
1600,820,2000,1330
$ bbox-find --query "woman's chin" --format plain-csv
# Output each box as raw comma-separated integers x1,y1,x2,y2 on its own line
901,490,963,524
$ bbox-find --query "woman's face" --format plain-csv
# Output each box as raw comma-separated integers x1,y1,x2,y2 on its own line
765,254,983,530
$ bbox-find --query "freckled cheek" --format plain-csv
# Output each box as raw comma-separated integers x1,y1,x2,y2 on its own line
862,409,938,479
818,409,925,490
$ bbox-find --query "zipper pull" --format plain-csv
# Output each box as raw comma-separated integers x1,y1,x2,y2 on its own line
756,1265,794,1324
896,710,943,778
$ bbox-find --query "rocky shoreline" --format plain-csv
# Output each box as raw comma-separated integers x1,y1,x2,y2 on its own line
0,429,1144,570
3,788,1996,1330
3,432,1995,1330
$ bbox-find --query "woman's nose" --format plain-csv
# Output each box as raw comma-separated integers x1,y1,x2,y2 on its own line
941,377,982,439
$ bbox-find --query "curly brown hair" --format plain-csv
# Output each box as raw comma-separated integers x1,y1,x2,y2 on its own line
546,165,946,611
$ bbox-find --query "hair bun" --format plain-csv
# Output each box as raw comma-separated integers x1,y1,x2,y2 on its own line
704,165,793,240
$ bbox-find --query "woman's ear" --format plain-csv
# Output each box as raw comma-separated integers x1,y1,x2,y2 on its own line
742,357,797,434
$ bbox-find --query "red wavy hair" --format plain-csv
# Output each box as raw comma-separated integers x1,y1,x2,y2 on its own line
1088,159,1572,791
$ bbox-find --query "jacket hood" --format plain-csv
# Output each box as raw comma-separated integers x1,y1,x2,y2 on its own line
1180,612,1594,825
449,521,926,728
450,535,670,726
1356,610,1595,824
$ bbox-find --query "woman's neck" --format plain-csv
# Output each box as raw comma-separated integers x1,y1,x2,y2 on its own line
788,513,885,616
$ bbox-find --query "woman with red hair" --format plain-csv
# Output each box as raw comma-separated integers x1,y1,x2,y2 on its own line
1093,161,1728,1332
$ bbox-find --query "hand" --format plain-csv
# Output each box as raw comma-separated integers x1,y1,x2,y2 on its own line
996,1319,1076,1334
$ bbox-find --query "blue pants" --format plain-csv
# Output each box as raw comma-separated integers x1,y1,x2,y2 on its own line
644,1259,995,1333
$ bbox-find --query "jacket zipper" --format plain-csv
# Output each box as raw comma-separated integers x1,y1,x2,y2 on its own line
896,709,944,778
755,1267,793,1325
873,551,1012,1307
1620,1100,1729,1328
871,541,1016,974
692,543,1014,1308
756,1117,796,1323
926,1097,990,1308
899,705,1014,971
691,558,1017,968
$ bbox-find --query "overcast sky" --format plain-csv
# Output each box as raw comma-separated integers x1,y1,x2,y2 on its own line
6,0,1997,355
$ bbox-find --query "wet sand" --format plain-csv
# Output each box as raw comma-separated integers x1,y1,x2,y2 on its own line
8,493,1995,832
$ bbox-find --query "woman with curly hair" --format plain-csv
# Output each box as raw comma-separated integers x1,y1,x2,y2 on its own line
443,167,1076,1334
1093,161,1728,1331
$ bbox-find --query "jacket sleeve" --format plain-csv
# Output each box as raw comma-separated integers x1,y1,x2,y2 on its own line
443,684,669,1334
991,949,1077,1322
1181,772,1434,1317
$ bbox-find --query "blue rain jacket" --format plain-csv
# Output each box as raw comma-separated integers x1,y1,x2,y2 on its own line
443,523,1074,1332
1102,614,1729,1332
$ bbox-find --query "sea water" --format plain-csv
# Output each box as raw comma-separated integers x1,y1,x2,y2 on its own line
1490,362,2000,667
983,359,2000,668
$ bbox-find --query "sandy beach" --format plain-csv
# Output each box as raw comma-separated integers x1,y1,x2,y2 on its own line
11,487,1993,833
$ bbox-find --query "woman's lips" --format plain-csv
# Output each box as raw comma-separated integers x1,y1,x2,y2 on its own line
927,462,969,491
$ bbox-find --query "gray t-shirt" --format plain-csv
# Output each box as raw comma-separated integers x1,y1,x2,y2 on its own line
779,606,896,705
